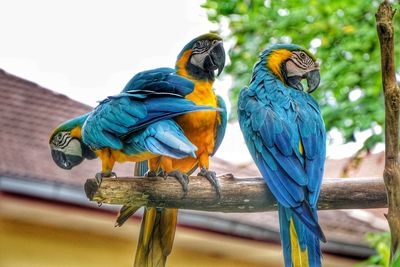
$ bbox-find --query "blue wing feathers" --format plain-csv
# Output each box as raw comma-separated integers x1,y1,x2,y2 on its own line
123,120,196,159
253,149,304,207
250,106,266,131
82,67,220,154
259,113,275,147
274,127,293,156
145,137,189,159
148,120,197,156
122,67,194,96
212,95,227,156
258,160,294,207
83,94,219,150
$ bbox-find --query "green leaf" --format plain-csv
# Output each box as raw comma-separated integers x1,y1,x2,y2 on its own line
359,232,391,267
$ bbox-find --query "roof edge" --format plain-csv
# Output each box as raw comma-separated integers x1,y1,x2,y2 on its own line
0,68,92,109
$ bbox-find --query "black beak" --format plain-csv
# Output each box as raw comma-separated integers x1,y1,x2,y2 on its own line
287,69,320,93
287,76,303,91
204,41,225,76
305,69,320,93
51,149,83,170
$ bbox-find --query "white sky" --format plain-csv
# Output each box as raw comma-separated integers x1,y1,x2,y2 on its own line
0,0,220,106
0,0,376,162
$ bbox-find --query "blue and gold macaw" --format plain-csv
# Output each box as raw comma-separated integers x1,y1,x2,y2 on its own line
238,44,326,267
49,33,227,267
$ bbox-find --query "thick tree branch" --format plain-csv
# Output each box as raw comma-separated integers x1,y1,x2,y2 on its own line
376,0,400,261
84,175,387,212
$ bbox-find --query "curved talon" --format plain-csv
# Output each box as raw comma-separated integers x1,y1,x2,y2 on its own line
95,171,118,186
95,171,117,206
163,171,169,180
144,170,158,178
167,170,189,194
198,168,220,198
95,172,104,186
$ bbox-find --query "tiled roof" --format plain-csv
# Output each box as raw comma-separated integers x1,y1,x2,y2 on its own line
0,69,135,185
0,68,386,257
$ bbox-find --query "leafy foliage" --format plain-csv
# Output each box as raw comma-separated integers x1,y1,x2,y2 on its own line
202,0,400,148
357,232,390,267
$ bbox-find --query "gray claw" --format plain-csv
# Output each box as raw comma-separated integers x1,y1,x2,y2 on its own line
144,170,158,177
95,172,104,186
167,170,189,194
95,172,117,186
198,168,220,198
95,171,117,206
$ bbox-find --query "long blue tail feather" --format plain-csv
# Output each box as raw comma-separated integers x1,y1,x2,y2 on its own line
279,204,322,267
292,202,326,242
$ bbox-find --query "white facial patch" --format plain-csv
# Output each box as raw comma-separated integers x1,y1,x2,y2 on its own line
190,53,208,70
63,138,82,157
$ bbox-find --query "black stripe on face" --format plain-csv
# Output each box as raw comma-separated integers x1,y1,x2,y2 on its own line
292,52,314,69
59,135,69,148
291,56,308,69
54,132,72,149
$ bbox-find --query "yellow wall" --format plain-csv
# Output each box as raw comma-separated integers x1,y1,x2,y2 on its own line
0,195,357,267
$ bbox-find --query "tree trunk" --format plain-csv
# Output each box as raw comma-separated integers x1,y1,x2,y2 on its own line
376,0,400,261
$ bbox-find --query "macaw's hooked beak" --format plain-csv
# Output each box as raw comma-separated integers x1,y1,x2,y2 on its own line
51,149,83,170
287,69,320,93
305,69,320,93
204,41,225,76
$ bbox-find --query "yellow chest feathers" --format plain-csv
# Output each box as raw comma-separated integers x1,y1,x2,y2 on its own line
176,81,218,130
175,81,219,156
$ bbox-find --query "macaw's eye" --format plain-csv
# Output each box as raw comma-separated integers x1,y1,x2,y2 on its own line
194,40,209,49
300,52,306,59
212,40,218,46
56,133,62,141
192,40,212,55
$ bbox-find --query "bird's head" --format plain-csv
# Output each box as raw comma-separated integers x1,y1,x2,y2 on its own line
261,44,320,93
176,33,225,81
49,114,96,170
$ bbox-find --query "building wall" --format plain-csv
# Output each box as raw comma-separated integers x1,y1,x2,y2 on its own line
0,194,358,267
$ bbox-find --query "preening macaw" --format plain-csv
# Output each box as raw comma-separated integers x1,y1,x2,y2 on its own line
238,44,326,267
49,33,226,267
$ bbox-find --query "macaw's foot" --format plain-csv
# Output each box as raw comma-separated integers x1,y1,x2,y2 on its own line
144,170,158,178
95,171,117,186
164,170,189,194
198,168,220,198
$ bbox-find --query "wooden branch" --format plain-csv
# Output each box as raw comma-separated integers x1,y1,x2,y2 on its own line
376,0,400,260
84,175,387,212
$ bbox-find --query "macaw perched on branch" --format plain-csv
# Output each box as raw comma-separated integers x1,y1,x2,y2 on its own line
49,33,226,267
119,34,226,267
238,44,326,267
